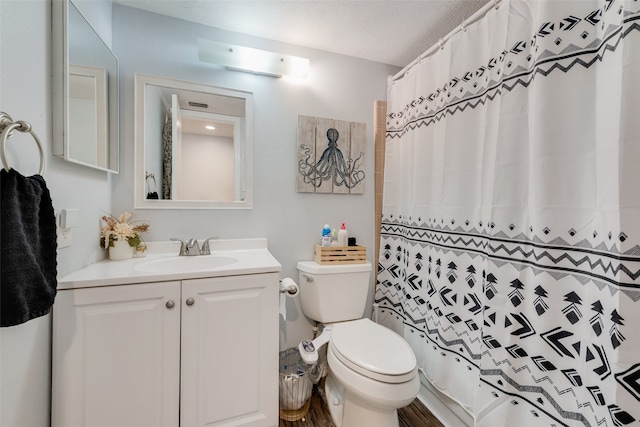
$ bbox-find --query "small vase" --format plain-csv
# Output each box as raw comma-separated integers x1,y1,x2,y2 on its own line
109,240,134,260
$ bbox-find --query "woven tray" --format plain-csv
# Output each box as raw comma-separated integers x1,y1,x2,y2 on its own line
313,244,366,265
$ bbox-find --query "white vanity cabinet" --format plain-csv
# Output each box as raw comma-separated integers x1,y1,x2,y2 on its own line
52,280,181,427
52,272,279,427
180,274,279,427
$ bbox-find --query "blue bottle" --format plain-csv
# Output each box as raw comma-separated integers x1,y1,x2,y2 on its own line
321,224,332,246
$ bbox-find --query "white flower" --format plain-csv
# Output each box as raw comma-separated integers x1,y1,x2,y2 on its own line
100,212,150,249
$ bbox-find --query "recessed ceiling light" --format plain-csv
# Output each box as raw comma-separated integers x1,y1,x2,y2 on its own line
205,125,216,130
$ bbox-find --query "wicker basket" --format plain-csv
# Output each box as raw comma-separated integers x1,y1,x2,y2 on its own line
313,244,366,265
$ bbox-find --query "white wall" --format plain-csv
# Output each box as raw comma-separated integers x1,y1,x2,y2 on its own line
111,5,400,349
68,97,98,163
0,1,114,426
179,133,234,201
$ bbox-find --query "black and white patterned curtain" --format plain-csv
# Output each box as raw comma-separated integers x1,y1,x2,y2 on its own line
377,1,640,426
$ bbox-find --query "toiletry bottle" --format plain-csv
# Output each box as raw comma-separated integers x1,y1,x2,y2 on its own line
321,224,332,247
337,222,348,246
330,229,340,246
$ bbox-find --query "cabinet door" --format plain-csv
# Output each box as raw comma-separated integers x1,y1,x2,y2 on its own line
52,281,181,427
181,273,279,427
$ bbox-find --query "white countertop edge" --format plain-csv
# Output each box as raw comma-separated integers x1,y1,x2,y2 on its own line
58,238,282,290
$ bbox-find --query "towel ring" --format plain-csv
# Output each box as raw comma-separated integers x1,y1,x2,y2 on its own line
0,112,45,175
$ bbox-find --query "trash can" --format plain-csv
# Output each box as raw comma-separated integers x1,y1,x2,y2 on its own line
279,347,313,421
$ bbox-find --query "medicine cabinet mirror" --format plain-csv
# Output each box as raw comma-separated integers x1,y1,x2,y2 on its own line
134,74,254,209
52,0,119,173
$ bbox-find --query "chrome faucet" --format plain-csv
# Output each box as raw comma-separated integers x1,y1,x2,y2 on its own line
200,236,219,255
170,237,188,256
170,237,201,256
186,238,200,256
170,236,219,256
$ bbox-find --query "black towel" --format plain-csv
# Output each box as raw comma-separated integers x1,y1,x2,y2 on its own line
1,168,57,327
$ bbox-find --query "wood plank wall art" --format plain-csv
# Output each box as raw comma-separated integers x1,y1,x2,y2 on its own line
297,115,366,194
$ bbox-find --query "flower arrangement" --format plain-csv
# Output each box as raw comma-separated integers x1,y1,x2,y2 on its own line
100,212,150,249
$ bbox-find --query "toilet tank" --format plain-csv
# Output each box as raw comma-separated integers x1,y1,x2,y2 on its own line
297,261,372,323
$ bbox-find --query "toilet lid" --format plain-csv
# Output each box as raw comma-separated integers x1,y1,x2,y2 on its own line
330,319,417,383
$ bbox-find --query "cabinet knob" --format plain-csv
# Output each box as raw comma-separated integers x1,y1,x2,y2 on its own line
165,300,175,309
185,297,195,306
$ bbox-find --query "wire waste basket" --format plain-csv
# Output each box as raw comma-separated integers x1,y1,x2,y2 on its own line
279,347,313,421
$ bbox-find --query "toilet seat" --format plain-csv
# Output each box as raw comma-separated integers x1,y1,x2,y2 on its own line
329,319,417,384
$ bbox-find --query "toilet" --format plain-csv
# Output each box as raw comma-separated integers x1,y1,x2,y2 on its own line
296,261,420,427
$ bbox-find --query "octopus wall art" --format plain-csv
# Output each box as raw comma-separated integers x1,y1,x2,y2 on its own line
297,115,366,194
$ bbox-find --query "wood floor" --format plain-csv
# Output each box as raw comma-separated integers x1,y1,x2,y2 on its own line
279,381,444,427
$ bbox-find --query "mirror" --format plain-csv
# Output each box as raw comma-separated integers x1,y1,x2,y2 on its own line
52,0,119,173
134,74,254,209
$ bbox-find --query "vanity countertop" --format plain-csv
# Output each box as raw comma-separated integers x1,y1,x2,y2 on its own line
57,238,282,290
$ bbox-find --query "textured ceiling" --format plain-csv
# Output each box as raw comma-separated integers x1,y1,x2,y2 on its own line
112,0,490,68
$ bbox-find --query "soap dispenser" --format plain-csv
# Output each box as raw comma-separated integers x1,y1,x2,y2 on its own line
337,222,348,246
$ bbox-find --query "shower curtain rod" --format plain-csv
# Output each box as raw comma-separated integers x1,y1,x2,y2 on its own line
392,0,502,81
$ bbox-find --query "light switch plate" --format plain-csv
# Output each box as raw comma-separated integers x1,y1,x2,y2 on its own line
60,208,79,228
56,212,73,248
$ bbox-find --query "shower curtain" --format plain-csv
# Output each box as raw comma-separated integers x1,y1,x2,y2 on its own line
376,1,640,426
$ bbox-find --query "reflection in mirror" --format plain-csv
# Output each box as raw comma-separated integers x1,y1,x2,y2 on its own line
68,65,107,166
52,0,119,173
173,111,239,201
134,74,254,209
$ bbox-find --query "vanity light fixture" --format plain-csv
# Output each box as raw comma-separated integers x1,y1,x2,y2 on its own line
197,39,310,79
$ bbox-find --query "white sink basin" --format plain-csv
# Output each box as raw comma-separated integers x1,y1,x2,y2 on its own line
135,255,237,273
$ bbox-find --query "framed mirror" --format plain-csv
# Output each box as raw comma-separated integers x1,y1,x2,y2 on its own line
134,74,254,209
52,0,119,173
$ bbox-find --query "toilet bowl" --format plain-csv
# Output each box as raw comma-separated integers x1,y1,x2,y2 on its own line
325,318,420,427
296,261,420,427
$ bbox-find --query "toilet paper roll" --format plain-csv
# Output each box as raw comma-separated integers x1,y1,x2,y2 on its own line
280,277,299,296
279,278,299,321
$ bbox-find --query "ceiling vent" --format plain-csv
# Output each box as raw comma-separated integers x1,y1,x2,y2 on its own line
188,101,209,109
